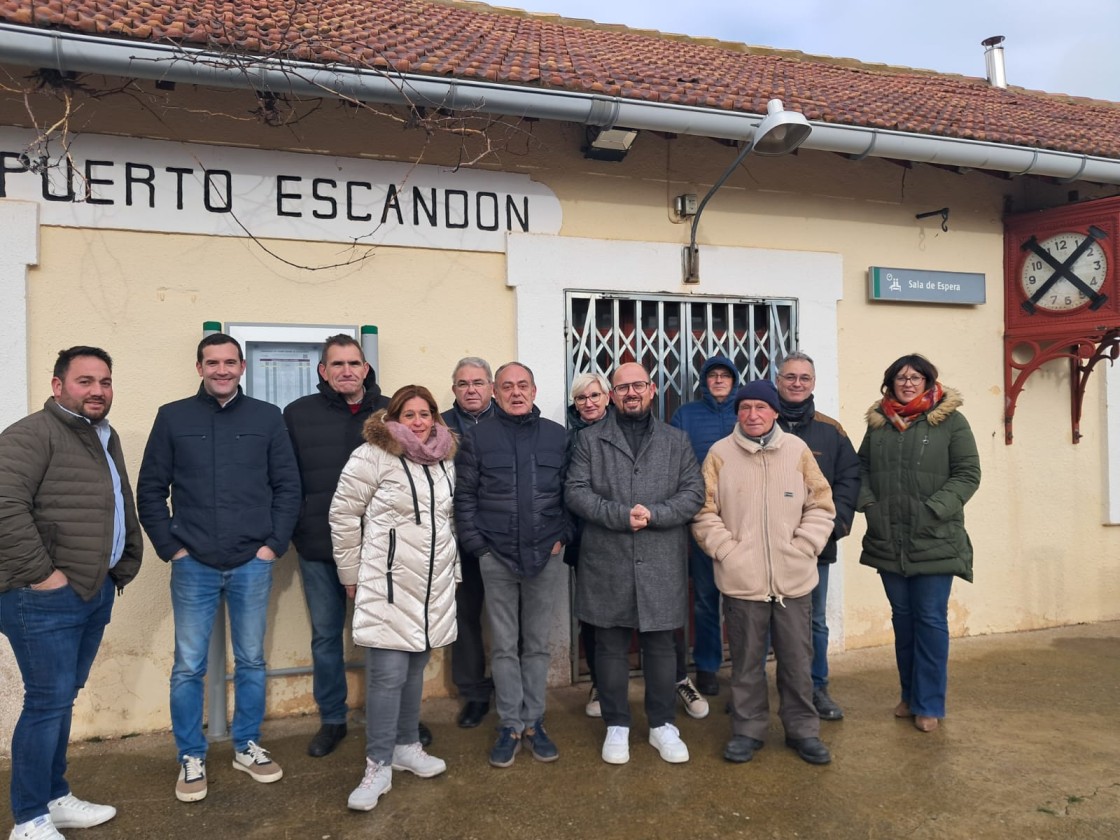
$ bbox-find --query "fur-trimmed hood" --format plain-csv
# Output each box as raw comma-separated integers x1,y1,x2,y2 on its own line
865,386,964,430
361,409,458,460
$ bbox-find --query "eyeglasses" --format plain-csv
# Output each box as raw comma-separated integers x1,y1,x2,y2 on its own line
707,371,734,381
454,379,489,390
574,391,604,404
894,375,926,385
778,374,814,384
613,381,650,395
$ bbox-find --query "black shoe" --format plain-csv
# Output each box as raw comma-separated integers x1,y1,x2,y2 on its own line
785,736,832,765
813,688,844,721
307,723,347,757
695,670,720,696
457,700,489,729
418,722,433,747
723,735,765,763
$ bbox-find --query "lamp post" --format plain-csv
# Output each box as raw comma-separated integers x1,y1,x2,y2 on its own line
683,98,812,283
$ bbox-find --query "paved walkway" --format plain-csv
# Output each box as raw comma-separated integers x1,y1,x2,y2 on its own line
2,621,1118,839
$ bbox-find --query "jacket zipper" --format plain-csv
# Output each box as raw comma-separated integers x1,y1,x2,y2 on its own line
423,464,437,647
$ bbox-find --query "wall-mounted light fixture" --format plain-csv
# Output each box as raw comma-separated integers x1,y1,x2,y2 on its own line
683,99,811,283
583,126,638,162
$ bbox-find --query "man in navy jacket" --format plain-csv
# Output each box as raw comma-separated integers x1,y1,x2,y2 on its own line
669,355,740,702
138,333,300,804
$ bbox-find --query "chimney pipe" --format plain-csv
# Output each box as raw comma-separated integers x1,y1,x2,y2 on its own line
982,35,1007,89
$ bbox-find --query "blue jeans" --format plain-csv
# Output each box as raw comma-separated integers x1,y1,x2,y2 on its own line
811,563,830,690
298,556,350,725
479,554,565,732
170,555,273,759
880,571,953,718
688,538,723,673
364,647,429,765
0,577,115,824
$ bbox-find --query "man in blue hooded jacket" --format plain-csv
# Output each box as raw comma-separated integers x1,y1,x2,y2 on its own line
669,355,739,702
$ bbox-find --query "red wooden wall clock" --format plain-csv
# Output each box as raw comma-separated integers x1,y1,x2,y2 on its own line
1004,195,1120,444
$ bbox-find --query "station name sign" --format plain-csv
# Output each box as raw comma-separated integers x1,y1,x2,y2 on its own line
0,127,562,253
868,266,986,305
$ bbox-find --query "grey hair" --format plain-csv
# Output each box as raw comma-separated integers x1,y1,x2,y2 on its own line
778,350,815,371
494,361,535,386
570,371,611,403
451,356,493,383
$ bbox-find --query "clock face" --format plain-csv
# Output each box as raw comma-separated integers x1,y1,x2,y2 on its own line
1020,231,1109,312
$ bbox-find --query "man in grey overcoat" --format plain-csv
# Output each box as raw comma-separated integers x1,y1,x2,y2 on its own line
565,362,705,766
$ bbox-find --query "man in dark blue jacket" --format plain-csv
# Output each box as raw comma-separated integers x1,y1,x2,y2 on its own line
669,355,739,702
283,334,389,758
776,351,860,721
137,333,301,804
454,361,571,769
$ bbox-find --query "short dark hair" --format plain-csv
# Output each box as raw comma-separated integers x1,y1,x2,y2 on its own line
385,385,446,425
320,334,365,366
53,346,112,380
196,333,244,364
881,353,939,395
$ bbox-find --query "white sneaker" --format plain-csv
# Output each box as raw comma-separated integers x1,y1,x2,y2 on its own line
47,794,115,829
391,742,447,778
675,678,710,719
649,723,690,763
585,686,602,718
175,755,207,802
348,759,392,811
232,740,283,783
9,816,64,840
601,725,630,764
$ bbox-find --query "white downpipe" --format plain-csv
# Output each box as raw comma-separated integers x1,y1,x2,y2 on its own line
3,24,1120,184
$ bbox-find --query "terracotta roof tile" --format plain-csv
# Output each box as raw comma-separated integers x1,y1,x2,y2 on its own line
2,0,1119,159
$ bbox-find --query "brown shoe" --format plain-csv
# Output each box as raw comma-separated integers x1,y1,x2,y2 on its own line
893,701,912,718
914,715,939,732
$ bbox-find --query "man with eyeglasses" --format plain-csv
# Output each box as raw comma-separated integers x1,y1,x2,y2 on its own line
441,357,498,729
774,351,860,721
566,363,705,765
668,355,740,704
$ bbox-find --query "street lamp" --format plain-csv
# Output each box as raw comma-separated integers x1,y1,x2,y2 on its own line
683,98,812,283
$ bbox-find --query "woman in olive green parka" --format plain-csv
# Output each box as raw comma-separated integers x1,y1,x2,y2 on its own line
857,354,980,734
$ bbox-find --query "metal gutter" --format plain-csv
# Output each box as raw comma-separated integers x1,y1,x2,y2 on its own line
4,24,1120,185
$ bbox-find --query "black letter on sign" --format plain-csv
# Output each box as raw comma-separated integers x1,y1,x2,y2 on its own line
276,175,302,217
346,181,372,222
444,189,468,229
0,152,29,198
381,184,403,225
506,195,529,232
413,187,437,226
125,163,156,208
204,170,232,213
166,167,193,210
41,155,75,202
312,178,338,220
476,192,499,231
83,160,114,205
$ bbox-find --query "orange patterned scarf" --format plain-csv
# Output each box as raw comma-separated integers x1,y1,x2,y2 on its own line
880,381,944,431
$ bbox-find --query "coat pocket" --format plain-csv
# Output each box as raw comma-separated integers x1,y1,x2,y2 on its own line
386,528,396,605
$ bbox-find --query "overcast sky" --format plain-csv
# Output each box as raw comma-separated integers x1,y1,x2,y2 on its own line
506,0,1120,102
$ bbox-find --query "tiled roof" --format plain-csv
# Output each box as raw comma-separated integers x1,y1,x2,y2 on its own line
3,0,1120,159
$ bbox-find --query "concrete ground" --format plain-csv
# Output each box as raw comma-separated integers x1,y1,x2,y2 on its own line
2,621,1118,840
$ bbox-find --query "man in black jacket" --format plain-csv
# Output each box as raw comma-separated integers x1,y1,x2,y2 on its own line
283,334,389,758
441,356,497,729
138,333,301,804
454,362,571,769
775,351,860,721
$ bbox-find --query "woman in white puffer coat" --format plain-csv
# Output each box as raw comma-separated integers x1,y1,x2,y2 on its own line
329,384,458,812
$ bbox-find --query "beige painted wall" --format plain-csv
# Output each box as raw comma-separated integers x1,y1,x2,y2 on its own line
3,76,1119,743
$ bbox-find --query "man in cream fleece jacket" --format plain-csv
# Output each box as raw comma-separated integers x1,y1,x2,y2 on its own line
691,380,836,766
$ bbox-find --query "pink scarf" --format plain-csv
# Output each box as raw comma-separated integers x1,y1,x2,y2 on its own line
384,420,454,465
